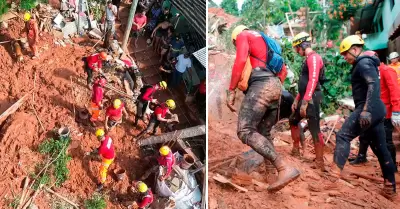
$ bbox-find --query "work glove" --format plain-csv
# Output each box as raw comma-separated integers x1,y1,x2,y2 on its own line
226,89,236,112
299,100,309,118
391,112,400,127
359,111,372,129
291,99,299,112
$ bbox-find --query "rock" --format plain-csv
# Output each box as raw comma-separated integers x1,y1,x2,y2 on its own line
254,185,264,192
325,197,334,203
328,191,341,197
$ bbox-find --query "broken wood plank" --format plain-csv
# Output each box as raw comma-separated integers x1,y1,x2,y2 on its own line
0,93,29,124
44,187,79,208
325,117,340,144
209,158,236,171
209,154,241,165
17,177,30,209
349,171,400,184
138,125,206,146
213,174,248,192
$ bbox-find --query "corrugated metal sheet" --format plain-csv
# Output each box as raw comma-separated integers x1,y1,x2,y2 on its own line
171,0,206,40
192,47,206,68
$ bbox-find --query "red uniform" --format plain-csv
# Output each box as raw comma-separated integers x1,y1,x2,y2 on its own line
141,86,156,101
87,53,103,71
157,151,175,177
154,104,169,119
379,63,400,118
132,14,147,31
295,52,324,101
98,136,115,159
91,85,104,105
106,103,125,121
229,30,287,90
137,190,154,208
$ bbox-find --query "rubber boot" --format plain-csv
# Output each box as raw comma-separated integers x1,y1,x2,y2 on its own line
267,156,300,193
264,159,277,184
308,164,340,192
314,134,325,172
290,125,301,157
380,179,398,201
349,154,367,165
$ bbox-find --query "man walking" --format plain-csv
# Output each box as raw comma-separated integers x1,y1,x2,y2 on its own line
313,35,397,200
24,12,39,59
290,32,326,171
93,129,115,191
226,25,299,193
350,51,400,172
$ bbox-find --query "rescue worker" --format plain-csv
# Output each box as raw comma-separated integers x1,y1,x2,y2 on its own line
290,32,325,171
138,99,176,137
24,12,39,59
226,25,299,193
388,52,400,84
105,99,129,132
83,51,108,88
134,81,168,126
350,52,400,172
313,35,397,200
129,181,154,209
94,129,115,191
90,77,107,124
140,146,175,181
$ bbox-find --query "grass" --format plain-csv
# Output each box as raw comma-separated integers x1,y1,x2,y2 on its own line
84,193,107,209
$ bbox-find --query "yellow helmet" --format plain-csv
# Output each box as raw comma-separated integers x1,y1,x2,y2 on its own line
292,32,311,47
113,99,122,109
95,129,105,137
24,12,31,21
340,35,365,54
159,81,167,89
165,99,176,110
159,146,171,156
231,25,248,42
137,181,148,193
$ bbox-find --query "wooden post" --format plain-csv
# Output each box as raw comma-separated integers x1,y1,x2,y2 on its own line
121,0,139,51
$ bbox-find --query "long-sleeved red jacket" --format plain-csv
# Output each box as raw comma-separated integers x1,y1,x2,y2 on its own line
379,63,400,118
157,151,175,177
229,30,287,90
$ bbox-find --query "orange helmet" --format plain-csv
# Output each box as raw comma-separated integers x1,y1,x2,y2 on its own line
99,52,107,60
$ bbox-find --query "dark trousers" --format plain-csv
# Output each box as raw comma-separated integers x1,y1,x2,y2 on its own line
237,71,282,162
357,119,397,170
289,91,323,144
135,100,149,125
169,69,183,88
334,107,396,189
146,116,161,134
82,57,93,85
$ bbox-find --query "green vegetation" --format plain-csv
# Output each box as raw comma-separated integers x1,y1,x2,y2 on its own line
7,196,20,209
0,0,9,17
20,0,37,11
220,0,239,16
84,193,107,209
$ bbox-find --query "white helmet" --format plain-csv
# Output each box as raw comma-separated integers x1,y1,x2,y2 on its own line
389,52,399,60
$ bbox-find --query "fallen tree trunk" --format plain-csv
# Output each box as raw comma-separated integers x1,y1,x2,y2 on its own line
138,125,206,146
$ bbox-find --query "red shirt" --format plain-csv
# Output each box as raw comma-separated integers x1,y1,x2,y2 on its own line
141,85,156,101
87,53,103,70
379,63,400,118
157,151,175,177
199,80,206,94
98,136,115,159
137,190,153,208
229,30,287,90
91,84,104,105
106,103,125,121
154,104,168,119
132,14,147,31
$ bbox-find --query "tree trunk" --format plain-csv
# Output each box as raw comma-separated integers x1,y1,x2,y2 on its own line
138,125,206,146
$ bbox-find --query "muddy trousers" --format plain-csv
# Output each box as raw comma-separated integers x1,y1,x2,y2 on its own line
289,91,324,150
356,119,397,170
135,100,149,125
334,108,396,191
100,157,114,184
82,57,93,85
237,75,282,162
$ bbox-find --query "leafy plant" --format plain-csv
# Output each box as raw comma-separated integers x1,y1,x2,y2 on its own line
0,0,9,17
88,0,105,21
220,0,239,16
19,0,37,11
84,193,107,209
7,196,20,209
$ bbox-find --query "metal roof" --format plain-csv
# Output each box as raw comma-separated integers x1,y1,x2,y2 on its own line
192,47,207,68
171,0,206,40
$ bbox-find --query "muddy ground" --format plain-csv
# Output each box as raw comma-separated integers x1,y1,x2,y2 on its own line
208,52,400,209
0,3,198,208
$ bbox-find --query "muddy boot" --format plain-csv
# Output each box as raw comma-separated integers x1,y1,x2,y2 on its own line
267,156,300,193
349,154,367,165
380,180,399,201
314,135,326,172
290,125,301,157
308,164,341,192
265,159,277,183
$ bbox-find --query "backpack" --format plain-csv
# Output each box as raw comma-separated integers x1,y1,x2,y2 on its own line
250,32,284,74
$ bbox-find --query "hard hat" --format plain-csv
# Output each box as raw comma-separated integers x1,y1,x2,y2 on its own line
165,99,176,110
159,146,171,156
99,52,108,60
137,181,148,193
113,99,122,109
389,52,400,60
292,32,311,47
95,129,105,137
339,35,365,54
24,13,31,21
159,81,167,89
231,25,248,42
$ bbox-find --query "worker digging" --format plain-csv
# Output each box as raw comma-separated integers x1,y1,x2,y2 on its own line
105,99,129,133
